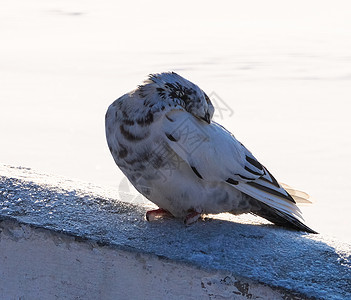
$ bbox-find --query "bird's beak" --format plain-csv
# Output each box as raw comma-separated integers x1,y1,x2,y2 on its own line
201,112,211,124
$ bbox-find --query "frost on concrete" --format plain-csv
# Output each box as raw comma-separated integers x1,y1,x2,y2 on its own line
0,165,350,299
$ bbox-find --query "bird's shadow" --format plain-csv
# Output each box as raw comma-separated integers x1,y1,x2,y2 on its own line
129,209,350,299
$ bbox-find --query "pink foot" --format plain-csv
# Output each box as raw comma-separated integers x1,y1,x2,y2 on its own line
146,208,174,221
184,209,202,225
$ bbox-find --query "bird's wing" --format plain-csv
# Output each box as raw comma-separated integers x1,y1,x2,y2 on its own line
161,110,304,221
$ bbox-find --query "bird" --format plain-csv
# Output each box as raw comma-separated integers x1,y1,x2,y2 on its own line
105,72,316,233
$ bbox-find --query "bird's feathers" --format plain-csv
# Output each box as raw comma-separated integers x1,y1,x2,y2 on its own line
106,72,316,233
280,183,314,204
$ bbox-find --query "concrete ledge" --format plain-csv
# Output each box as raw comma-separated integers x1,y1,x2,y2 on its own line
0,218,306,300
0,165,350,299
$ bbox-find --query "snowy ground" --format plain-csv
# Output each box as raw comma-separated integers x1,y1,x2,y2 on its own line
1,0,351,242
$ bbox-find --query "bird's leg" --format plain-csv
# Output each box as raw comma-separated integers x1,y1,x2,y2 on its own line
184,209,202,225
146,208,173,221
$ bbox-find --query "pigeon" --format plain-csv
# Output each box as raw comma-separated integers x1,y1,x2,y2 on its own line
105,72,316,233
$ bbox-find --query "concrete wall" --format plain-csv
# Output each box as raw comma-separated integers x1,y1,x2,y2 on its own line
1,218,301,300
0,165,350,299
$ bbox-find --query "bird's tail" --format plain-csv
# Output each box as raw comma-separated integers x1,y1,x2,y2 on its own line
279,183,314,205
248,197,317,233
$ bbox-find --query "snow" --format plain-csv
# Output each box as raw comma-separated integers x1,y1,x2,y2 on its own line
0,165,350,299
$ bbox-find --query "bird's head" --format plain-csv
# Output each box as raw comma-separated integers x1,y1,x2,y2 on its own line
140,72,214,124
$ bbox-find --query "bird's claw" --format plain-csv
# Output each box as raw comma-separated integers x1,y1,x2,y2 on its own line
146,208,173,221
184,209,202,225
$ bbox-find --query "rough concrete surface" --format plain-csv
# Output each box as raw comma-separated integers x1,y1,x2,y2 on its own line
0,165,350,299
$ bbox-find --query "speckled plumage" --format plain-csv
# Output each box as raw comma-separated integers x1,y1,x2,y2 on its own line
105,72,316,233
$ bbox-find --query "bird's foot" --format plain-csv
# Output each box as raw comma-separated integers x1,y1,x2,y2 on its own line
146,208,173,221
184,209,202,225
